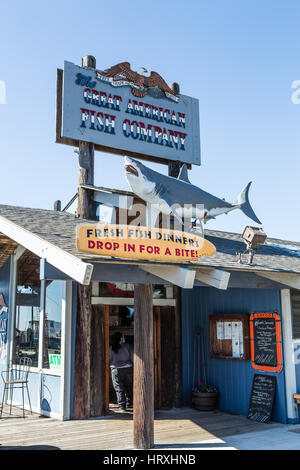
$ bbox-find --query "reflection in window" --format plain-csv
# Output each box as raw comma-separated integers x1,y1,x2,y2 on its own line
14,251,41,366
43,281,63,370
14,285,40,367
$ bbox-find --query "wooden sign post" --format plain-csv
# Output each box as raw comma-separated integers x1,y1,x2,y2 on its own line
166,118,184,410
133,283,154,449
55,56,199,446
133,123,184,448
73,56,95,419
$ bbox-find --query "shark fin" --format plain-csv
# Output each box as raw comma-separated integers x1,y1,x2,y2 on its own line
177,164,191,184
171,208,185,226
237,182,261,225
160,193,185,226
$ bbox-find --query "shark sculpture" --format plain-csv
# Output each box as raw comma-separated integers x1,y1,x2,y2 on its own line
124,156,261,227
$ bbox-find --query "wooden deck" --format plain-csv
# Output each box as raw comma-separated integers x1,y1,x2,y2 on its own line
0,404,281,450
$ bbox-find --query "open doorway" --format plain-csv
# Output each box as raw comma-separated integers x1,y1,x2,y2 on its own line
93,282,179,415
108,304,134,413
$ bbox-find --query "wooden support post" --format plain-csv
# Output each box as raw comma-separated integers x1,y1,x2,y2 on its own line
90,304,109,416
168,83,181,179
77,141,94,219
77,55,95,220
173,286,183,407
73,283,92,418
133,283,154,449
73,55,102,419
104,305,110,414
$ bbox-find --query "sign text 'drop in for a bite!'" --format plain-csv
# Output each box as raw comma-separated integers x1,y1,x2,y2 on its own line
76,225,216,262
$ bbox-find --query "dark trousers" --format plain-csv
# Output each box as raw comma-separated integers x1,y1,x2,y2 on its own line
111,367,133,408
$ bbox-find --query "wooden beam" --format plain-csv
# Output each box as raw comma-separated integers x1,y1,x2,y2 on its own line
256,271,300,289
77,141,95,219
195,267,230,290
173,286,183,407
105,305,110,415
140,265,195,289
73,283,92,419
133,283,154,449
90,304,108,417
73,55,97,420
153,306,162,409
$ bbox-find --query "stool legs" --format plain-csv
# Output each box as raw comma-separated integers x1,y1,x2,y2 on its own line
0,383,32,417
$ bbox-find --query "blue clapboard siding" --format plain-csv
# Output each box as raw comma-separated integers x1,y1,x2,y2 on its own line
181,287,287,423
10,370,39,412
41,373,61,416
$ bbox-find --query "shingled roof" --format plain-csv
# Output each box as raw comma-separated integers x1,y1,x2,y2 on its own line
0,203,299,276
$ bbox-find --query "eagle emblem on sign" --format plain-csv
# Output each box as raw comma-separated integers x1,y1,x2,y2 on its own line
96,62,179,102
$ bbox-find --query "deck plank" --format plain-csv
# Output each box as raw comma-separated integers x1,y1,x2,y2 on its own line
0,405,281,450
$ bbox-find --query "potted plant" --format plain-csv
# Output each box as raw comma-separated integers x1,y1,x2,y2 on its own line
192,382,218,411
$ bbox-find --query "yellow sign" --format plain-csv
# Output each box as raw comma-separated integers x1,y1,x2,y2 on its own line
76,224,216,262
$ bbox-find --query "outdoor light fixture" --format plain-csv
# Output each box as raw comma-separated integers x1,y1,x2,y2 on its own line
237,226,267,264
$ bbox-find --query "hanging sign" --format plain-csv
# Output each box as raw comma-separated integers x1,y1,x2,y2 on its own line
57,61,200,166
76,224,216,262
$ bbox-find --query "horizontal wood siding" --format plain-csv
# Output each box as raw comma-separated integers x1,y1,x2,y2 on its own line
181,287,287,423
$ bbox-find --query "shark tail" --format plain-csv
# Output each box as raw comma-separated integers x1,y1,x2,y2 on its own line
237,182,261,224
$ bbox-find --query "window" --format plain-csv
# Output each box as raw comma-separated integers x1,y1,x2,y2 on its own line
43,281,64,370
14,251,41,366
209,314,250,360
13,251,65,372
14,285,40,367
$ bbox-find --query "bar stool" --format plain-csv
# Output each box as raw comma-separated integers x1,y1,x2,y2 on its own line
0,357,32,418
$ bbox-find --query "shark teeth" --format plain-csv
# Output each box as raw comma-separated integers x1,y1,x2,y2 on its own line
124,164,138,176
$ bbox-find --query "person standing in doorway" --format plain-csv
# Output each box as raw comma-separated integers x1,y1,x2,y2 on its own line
109,331,133,412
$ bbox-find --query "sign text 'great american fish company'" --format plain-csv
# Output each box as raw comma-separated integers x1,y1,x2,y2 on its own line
76,224,216,262
59,61,200,166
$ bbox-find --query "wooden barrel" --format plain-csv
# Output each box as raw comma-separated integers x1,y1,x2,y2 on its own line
192,392,218,411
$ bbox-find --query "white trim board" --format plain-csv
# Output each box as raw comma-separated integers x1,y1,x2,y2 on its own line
257,271,300,289
91,297,176,306
281,289,298,420
140,265,195,289
195,267,230,290
0,215,93,285
61,281,73,420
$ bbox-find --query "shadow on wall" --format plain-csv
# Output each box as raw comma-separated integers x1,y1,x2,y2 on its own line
41,398,51,413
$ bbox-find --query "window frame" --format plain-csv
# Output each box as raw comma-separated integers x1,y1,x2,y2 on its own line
8,251,72,419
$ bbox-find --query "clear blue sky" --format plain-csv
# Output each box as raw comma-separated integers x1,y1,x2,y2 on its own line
1,0,300,241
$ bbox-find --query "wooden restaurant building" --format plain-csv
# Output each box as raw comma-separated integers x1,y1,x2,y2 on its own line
1,56,300,448
1,192,300,432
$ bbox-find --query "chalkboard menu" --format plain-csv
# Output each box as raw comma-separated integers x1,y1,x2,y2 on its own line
249,312,283,373
248,374,276,423
253,316,276,366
